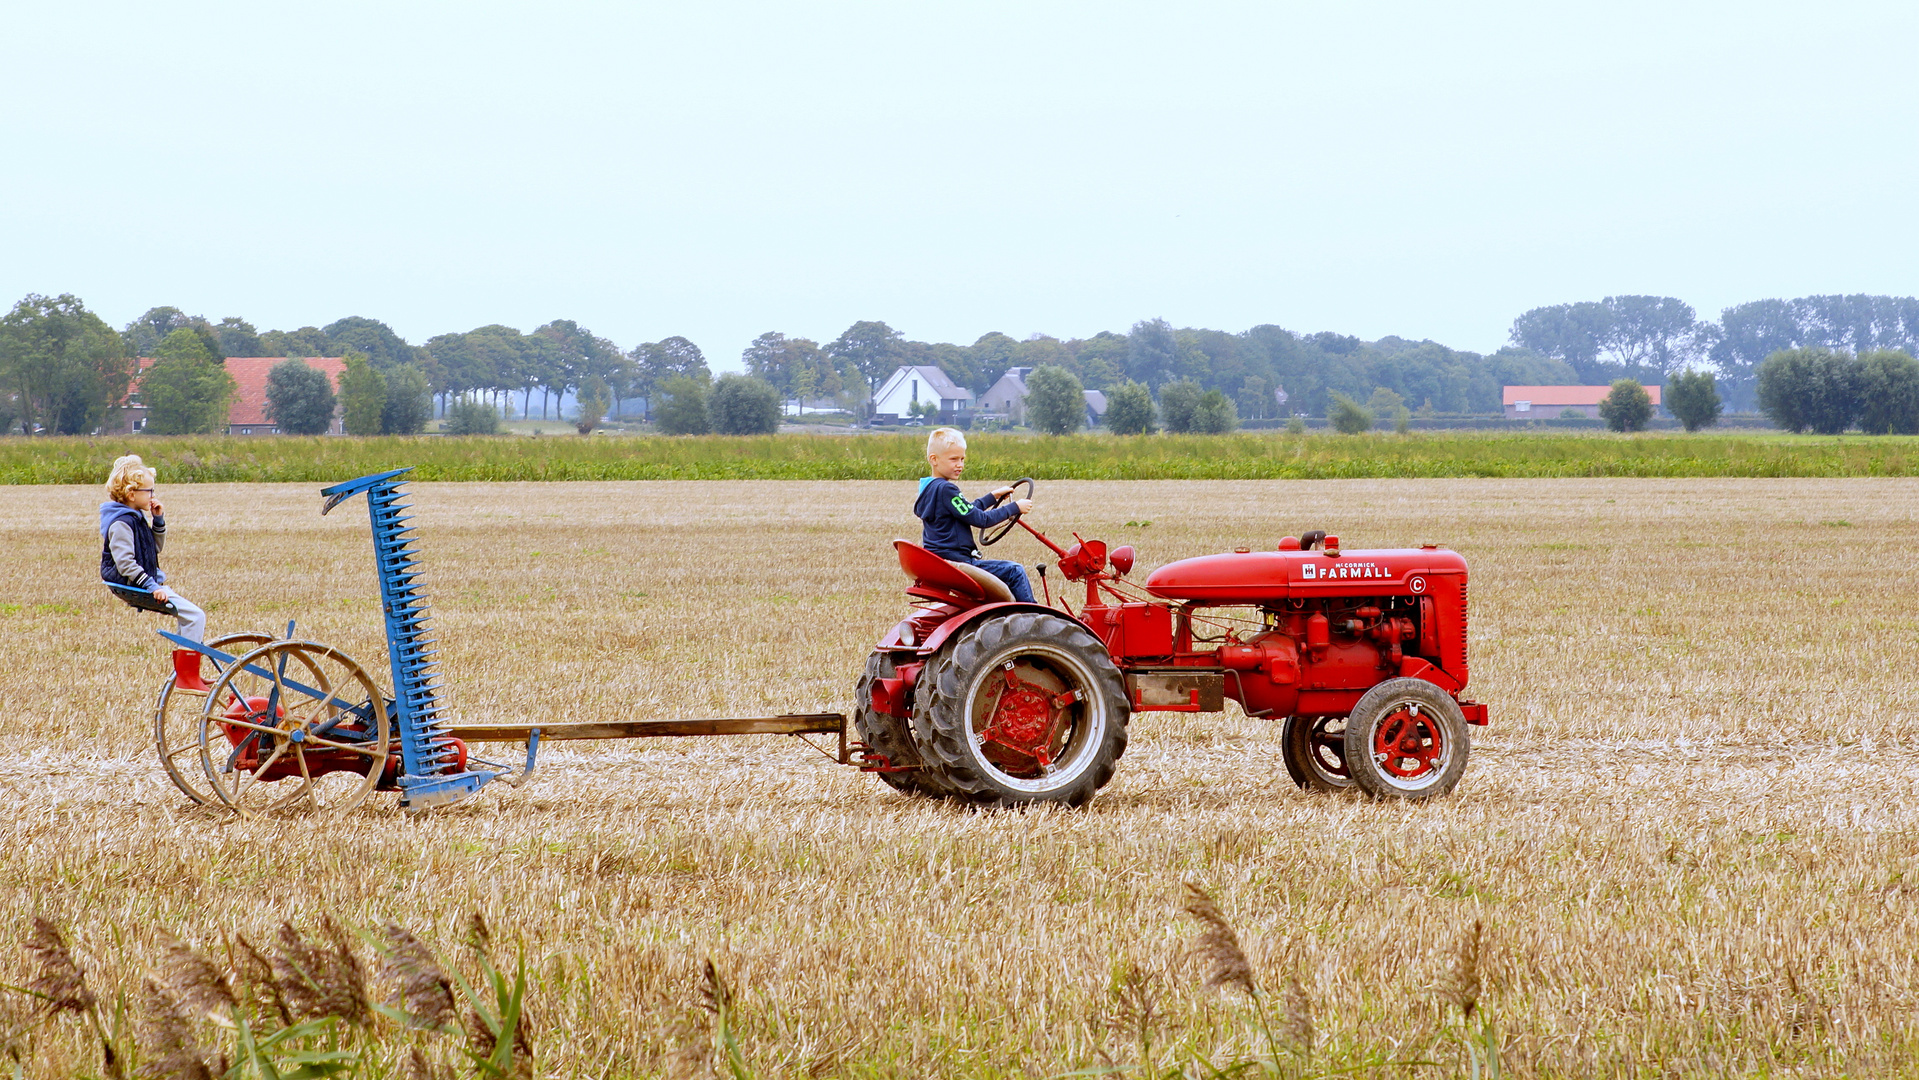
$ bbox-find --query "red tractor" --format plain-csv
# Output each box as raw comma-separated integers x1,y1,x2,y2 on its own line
856,479,1487,806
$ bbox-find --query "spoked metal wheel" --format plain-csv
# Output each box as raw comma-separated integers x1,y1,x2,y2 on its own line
154,632,281,805
199,641,392,816
1342,678,1470,800
1280,714,1356,793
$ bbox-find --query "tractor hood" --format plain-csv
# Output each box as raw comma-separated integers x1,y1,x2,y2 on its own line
1142,546,1467,602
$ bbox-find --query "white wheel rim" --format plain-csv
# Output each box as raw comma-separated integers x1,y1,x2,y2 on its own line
960,642,1109,793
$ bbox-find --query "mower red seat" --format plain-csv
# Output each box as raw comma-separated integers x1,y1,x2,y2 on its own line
893,540,1015,604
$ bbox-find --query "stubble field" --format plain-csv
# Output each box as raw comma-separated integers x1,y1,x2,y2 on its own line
2,477,1918,1077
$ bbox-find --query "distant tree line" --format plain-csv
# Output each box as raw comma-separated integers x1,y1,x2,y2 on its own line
744,295,1919,426
1507,293,1919,412
1755,348,1919,435
741,317,1574,423
10,290,1919,437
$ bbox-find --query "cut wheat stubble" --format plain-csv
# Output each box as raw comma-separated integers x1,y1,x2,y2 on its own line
0,478,1915,1075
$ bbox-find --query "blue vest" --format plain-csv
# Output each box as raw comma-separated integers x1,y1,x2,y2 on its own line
99,504,160,587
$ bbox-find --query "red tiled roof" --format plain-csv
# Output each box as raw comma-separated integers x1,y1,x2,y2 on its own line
1503,384,1661,407
130,356,346,428
225,357,346,426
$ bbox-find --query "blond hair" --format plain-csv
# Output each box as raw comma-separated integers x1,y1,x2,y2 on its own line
105,455,155,505
925,427,966,456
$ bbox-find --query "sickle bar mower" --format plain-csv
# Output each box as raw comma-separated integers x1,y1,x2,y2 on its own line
148,468,851,816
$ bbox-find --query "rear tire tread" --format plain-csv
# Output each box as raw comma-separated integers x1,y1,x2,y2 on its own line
854,650,942,796
914,612,1128,807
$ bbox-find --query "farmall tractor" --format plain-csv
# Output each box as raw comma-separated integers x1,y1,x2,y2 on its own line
855,480,1487,806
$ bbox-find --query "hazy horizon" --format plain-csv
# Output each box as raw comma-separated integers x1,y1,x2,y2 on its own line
6,0,1917,369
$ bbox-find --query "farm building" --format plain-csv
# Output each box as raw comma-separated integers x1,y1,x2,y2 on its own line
976,366,1110,427
111,356,348,435
871,365,974,422
978,367,1034,421
1503,384,1661,420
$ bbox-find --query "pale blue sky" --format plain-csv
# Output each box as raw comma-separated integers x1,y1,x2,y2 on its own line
4,1,1915,369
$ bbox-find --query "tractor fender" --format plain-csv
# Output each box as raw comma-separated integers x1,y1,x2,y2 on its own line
915,602,1094,658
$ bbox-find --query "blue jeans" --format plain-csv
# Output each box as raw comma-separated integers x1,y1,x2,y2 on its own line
971,559,1035,603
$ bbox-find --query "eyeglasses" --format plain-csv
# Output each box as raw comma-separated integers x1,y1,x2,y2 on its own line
131,488,154,494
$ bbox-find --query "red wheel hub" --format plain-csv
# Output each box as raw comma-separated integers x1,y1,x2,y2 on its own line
221,695,284,754
976,663,1080,773
1372,706,1444,779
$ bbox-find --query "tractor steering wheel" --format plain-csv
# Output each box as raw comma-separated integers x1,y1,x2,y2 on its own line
978,477,1035,547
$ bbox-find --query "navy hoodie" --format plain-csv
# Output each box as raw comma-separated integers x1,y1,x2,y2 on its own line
915,477,1019,561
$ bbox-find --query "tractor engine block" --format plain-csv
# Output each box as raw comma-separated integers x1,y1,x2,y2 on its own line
1103,541,1477,723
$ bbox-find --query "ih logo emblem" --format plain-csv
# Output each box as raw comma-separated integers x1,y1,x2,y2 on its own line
1301,561,1394,581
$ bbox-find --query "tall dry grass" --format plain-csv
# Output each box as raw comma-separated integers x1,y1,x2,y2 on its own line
0,478,1916,1076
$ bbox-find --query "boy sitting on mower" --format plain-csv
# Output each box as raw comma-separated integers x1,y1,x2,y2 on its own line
914,427,1037,602
99,454,211,692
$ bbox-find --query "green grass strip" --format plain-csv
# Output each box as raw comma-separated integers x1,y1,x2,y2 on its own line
8,431,1919,484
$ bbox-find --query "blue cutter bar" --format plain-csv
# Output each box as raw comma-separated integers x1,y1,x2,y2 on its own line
321,469,493,809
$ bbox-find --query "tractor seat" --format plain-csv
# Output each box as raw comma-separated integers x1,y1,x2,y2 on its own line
893,540,1015,604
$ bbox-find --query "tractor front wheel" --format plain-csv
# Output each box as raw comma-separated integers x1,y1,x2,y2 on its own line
914,612,1128,807
1280,715,1355,793
1342,678,1470,800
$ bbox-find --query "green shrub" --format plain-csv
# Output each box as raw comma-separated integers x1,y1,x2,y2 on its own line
1327,392,1373,434
265,359,337,435
1757,347,1862,434
444,397,501,435
338,353,385,436
1858,350,1919,434
1159,380,1203,433
1025,365,1086,436
1665,369,1722,432
656,375,711,435
573,377,610,435
1104,380,1155,435
709,374,782,435
1598,380,1653,433
380,364,432,435
10,430,1919,484
1190,389,1237,434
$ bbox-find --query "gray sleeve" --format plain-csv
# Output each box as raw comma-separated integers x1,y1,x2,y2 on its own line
107,521,150,588
151,514,165,556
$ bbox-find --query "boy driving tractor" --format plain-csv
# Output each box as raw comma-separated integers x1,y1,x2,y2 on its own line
914,427,1036,602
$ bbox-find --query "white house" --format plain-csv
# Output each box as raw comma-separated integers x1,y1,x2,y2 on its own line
872,365,973,420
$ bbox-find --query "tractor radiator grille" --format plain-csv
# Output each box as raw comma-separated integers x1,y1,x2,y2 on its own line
1456,580,1469,661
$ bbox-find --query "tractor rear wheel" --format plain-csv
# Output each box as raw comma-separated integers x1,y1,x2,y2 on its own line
853,650,941,796
1280,715,1355,793
1342,678,1470,800
914,612,1128,807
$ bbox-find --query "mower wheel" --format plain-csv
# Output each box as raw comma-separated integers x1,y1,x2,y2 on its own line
914,611,1129,807
853,650,942,796
154,631,279,805
1280,715,1355,793
1342,678,1470,800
